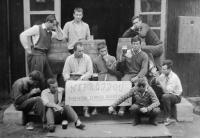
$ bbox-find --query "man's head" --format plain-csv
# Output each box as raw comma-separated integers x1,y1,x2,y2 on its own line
97,42,108,57
45,14,57,31
47,78,58,94
136,78,146,92
162,60,173,76
73,42,84,58
28,70,42,85
132,16,142,29
131,36,141,51
73,7,83,22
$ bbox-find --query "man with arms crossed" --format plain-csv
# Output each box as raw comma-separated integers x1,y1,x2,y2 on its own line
41,78,85,132
152,60,182,126
62,42,93,117
117,36,149,116
92,42,118,115
123,16,164,72
109,78,160,126
63,7,90,54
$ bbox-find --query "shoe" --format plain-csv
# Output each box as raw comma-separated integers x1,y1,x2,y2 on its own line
47,125,56,132
84,109,90,117
91,108,98,115
42,122,47,129
118,111,124,116
26,122,34,130
133,118,141,126
164,117,171,126
75,123,85,130
149,118,158,126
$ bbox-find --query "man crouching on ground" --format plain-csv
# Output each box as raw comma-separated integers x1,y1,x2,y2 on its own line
108,78,160,126
41,78,85,132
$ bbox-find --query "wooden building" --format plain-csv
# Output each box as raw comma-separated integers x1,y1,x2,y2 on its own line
0,0,200,99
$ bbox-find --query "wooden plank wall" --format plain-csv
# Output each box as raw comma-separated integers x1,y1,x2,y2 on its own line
167,0,200,97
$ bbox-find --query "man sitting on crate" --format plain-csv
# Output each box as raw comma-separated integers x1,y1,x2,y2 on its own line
151,60,183,126
92,42,121,115
117,36,149,116
62,42,93,117
41,78,85,132
108,78,160,126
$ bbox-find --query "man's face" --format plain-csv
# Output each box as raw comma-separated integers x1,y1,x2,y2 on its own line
29,77,38,86
49,83,58,94
162,65,171,76
131,41,141,51
47,20,57,31
74,45,84,58
99,47,108,57
73,11,83,22
132,18,142,28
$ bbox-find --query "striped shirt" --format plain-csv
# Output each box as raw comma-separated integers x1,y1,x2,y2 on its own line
111,86,160,111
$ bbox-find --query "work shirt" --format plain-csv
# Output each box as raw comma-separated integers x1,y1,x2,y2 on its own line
20,23,63,54
62,53,93,81
63,20,90,50
111,86,160,112
158,71,183,96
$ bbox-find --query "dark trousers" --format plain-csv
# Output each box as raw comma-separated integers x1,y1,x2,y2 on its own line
46,105,78,125
141,43,164,72
15,97,45,123
129,104,160,120
152,85,181,117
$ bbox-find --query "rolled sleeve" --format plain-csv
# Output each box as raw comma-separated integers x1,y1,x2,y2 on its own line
146,87,160,111
62,57,71,81
41,91,50,106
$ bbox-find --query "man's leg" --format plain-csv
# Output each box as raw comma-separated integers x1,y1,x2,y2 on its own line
147,107,160,126
46,107,57,132
129,104,141,126
162,93,181,125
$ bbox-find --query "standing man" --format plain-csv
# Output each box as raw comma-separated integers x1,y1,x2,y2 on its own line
41,78,85,132
152,60,182,126
123,16,164,72
63,7,90,54
92,42,119,115
62,42,93,117
20,14,63,90
117,36,149,116
10,70,46,129
108,78,160,126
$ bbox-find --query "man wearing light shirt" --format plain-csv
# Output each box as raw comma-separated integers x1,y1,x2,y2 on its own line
63,7,90,54
117,36,149,116
62,42,93,117
19,15,63,90
152,60,182,126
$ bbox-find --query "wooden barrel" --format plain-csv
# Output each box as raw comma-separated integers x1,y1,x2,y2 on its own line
47,39,70,74
80,39,105,60
116,38,132,59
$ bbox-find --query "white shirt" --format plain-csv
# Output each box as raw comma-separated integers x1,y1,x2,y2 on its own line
20,23,63,54
62,53,93,81
159,71,183,96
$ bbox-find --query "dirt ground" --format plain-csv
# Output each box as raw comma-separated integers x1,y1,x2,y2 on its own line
0,100,200,138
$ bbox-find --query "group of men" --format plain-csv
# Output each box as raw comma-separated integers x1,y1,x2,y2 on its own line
11,7,183,133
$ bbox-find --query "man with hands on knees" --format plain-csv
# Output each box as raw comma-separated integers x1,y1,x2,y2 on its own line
41,78,85,132
117,36,149,116
62,42,93,117
108,78,160,126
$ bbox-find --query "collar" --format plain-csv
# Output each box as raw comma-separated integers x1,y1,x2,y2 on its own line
42,23,50,32
72,20,83,25
131,49,141,55
72,53,85,58
166,70,173,78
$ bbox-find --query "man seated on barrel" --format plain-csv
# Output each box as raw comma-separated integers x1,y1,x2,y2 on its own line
117,36,149,116
10,70,46,129
62,42,93,117
41,78,85,132
92,42,120,115
108,78,160,126
151,60,182,126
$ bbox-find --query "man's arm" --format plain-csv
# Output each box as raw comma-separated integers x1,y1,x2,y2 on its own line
93,60,99,74
86,24,90,40
62,57,71,81
122,28,139,38
62,22,69,41
146,87,160,111
138,23,149,38
19,25,39,54
52,25,64,40
80,56,93,80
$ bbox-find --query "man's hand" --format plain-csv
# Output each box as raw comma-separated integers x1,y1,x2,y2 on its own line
103,55,109,62
131,76,139,83
56,105,64,113
108,106,114,114
30,88,41,95
131,25,136,30
140,107,148,113
77,78,83,81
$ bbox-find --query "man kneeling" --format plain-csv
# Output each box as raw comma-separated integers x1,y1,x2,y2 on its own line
41,78,85,132
108,78,160,126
